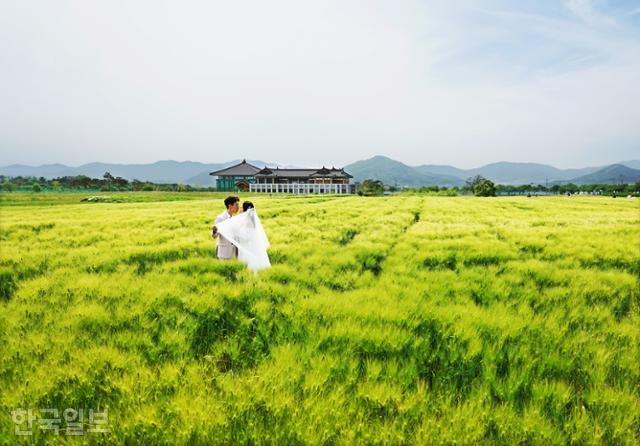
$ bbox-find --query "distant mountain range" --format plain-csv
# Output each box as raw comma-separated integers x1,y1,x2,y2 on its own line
0,160,269,186
344,156,640,187
561,164,640,186
1,156,639,187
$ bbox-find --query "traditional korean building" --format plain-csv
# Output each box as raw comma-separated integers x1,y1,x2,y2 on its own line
209,160,261,191
209,159,355,194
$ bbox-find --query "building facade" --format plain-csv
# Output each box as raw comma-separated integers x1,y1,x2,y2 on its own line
209,160,261,191
209,160,355,194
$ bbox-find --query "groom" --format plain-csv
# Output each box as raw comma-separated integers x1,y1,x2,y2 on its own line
212,195,239,260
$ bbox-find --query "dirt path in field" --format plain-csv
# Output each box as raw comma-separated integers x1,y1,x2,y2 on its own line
372,197,425,279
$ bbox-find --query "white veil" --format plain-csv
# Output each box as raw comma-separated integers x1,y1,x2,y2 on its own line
215,208,271,272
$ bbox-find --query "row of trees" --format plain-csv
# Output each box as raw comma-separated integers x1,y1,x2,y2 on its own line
494,180,640,196
404,176,498,196
395,176,640,197
2,173,638,197
0,172,215,192
356,177,498,197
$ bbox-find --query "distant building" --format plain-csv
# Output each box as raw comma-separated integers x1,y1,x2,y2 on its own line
209,160,261,191
209,159,355,194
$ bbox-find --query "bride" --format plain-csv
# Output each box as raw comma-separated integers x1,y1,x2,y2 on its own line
214,201,271,272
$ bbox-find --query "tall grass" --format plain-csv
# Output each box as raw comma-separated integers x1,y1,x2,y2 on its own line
0,193,638,444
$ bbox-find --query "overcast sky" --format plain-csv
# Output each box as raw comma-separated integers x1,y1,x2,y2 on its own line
1,0,638,168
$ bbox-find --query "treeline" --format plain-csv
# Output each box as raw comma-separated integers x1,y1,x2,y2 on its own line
2,173,638,197
496,182,639,196
358,176,639,197
0,172,215,192
400,178,640,197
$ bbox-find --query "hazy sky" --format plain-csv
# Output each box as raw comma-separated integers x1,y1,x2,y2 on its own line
1,0,639,168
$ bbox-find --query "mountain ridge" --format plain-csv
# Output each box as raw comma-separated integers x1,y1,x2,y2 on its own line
0,159,270,186
558,164,640,185
344,156,639,186
2,156,639,186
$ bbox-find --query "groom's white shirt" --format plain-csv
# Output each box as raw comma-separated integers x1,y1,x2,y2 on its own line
214,210,236,259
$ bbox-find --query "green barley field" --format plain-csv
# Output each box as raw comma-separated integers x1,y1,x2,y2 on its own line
0,192,639,445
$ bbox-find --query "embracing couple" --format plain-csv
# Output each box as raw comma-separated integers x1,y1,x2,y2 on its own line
212,196,271,272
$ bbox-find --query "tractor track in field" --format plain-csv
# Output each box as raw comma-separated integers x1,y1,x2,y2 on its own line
370,198,425,280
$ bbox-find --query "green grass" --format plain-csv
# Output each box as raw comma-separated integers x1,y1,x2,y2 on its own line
0,193,639,444
0,191,233,207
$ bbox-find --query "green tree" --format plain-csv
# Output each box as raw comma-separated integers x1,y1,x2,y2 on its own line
103,172,114,191
358,179,384,196
474,178,496,196
113,176,129,190
465,175,496,197
464,175,483,192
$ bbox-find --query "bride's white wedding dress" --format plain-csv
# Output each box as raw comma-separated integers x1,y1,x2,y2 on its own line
215,208,271,272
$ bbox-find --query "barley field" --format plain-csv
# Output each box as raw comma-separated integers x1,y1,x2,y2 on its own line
0,193,638,445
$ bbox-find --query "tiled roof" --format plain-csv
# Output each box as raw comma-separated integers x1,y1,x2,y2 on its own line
257,168,318,178
256,166,352,178
212,162,353,178
209,159,262,176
